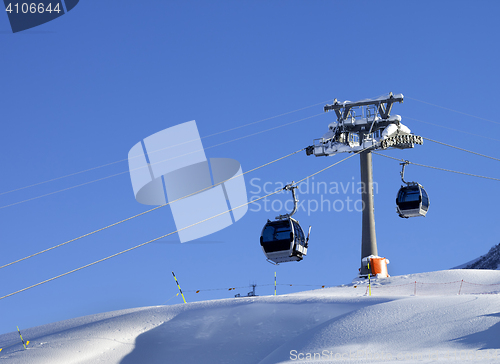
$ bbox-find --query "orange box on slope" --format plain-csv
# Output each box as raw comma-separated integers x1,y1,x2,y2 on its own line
370,257,389,277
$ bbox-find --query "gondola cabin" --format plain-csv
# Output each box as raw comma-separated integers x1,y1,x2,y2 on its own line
396,183,429,218
260,217,307,264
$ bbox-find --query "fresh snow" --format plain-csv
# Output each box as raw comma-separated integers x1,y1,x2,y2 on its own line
1,270,500,364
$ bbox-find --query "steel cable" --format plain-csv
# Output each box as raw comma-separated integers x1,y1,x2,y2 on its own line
0,148,368,300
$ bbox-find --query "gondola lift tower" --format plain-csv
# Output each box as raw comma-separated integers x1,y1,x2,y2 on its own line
306,93,423,277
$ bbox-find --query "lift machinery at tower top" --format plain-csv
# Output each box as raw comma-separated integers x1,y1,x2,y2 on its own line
306,93,423,157
305,92,426,277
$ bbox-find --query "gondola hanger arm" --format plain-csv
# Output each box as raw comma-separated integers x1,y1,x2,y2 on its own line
400,160,411,185
276,182,299,219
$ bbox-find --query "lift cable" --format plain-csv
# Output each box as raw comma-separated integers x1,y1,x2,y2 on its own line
1,113,325,210
0,148,305,271
406,96,500,126
7,97,498,208
403,116,500,143
1,100,330,197
5,132,497,270
422,137,500,162
183,283,328,293
373,152,500,182
0,148,366,300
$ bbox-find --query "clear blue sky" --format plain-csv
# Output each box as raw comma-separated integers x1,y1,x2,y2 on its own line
1,1,499,335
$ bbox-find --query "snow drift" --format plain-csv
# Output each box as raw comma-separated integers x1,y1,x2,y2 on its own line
1,270,500,364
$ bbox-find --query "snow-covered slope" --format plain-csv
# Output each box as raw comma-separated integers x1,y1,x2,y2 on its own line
1,270,500,364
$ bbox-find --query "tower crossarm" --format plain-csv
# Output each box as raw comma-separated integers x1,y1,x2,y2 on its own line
324,92,404,121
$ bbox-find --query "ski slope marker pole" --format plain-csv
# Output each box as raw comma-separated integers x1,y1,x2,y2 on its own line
367,262,371,296
17,326,29,349
172,271,186,303
274,272,277,296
